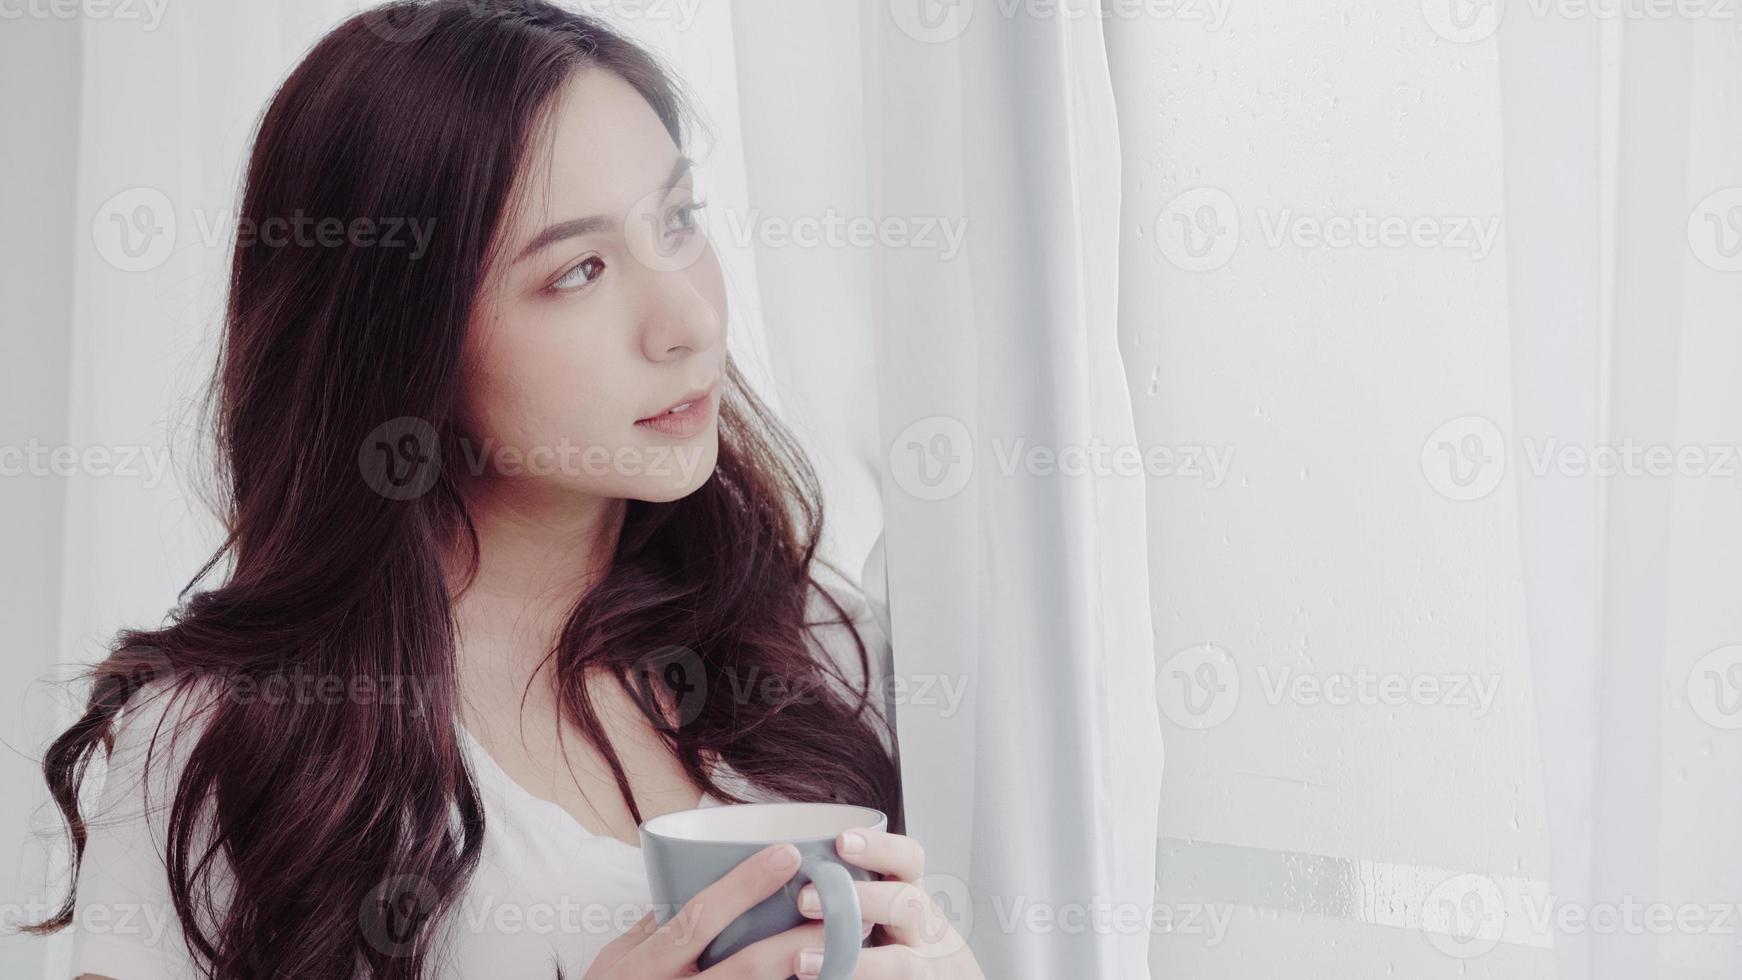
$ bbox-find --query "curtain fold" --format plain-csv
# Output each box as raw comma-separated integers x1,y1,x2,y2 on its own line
859,3,1165,977
728,3,1163,974
1501,13,1742,979
1495,13,1604,978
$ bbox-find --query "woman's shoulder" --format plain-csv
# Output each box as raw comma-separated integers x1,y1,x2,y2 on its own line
67,672,230,980
95,673,228,823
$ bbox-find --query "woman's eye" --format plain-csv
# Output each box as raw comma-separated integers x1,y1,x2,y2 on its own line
552,255,606,292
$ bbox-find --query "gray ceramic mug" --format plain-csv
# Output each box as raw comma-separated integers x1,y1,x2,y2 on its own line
640,802,887,980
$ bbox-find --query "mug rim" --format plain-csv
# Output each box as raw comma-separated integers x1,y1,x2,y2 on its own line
640,801,887,845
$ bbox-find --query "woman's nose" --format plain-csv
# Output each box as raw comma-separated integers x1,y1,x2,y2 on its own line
639,269,723,362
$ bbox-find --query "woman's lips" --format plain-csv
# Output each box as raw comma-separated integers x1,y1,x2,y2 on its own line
635,388,716,438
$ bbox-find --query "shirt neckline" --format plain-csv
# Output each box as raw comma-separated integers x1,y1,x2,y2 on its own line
456,723,729,852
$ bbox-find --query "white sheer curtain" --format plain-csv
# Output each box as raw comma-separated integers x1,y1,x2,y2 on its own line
1501,12,1742,979
667,3,1164,976
859,5,1162,978
6,2,1163,978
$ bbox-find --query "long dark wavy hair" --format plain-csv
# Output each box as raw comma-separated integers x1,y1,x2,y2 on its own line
27,2,902,977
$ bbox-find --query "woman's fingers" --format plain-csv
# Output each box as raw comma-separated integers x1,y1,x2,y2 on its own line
796,880,963,952
587,911,659,974
845,944,941,979
833,828,925,882
624,909,659,940
696,920,830,979
626,843,804,974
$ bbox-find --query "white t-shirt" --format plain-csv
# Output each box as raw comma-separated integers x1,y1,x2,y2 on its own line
65,572,893,980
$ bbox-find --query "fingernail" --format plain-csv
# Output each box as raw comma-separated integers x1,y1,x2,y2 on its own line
798,885,820,913
839,830,866,855
766,844,799,872
797,948,824,976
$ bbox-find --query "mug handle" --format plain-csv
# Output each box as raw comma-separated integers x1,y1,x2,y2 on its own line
797,856,862,980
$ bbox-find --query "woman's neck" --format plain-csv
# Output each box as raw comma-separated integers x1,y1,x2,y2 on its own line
445,480,626,683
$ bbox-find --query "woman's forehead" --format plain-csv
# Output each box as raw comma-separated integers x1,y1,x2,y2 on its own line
511,68,682,236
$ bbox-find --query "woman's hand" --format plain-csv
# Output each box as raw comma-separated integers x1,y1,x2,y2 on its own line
586,842,834,979
794,829,986,980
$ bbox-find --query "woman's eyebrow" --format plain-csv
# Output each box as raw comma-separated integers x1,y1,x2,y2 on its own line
514,154,694,264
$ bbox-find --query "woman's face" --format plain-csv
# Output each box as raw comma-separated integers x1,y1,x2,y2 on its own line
463,67,727,506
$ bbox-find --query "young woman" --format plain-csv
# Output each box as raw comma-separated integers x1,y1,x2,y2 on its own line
29,2,984,978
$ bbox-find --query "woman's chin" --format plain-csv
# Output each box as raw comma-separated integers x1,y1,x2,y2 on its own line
626,452,719,503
